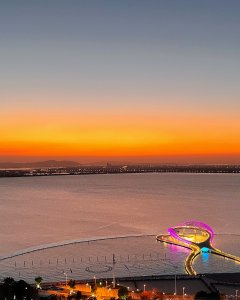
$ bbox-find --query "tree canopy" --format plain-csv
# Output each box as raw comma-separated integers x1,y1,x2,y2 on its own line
118,286,129,299
0,278,37,300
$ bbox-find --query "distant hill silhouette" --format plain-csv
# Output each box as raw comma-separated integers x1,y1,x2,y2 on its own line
0,160,81,169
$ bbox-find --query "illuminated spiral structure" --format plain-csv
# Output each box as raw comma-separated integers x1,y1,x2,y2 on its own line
156,220,240,275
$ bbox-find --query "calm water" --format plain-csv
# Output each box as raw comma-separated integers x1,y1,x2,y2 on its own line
0,235,239,283
0,173,240,256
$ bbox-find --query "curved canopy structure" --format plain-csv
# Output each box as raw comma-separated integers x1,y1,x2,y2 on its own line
168,220,214,248
157,221,240,276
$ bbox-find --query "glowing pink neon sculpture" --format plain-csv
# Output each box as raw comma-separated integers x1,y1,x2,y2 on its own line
157,221,240,276
168,220,214,245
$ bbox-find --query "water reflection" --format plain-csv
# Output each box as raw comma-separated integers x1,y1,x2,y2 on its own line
0,235,239,283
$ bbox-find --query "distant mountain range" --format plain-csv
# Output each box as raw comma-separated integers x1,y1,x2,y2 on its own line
0,160,81,169
1,160,236,170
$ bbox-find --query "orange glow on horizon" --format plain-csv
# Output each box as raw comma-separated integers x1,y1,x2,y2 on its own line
1,110,240,161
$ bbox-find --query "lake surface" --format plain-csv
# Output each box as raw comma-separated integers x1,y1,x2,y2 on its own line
0,173,239,257
0,235,239,283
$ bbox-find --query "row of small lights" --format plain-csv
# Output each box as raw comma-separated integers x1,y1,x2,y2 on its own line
86,279,188,296
72,280,239,299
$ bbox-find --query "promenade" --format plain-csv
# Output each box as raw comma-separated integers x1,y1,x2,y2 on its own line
39,273,240,300
156,222,240,276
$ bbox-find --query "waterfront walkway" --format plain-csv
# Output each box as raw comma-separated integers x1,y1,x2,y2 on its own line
156,224,240,276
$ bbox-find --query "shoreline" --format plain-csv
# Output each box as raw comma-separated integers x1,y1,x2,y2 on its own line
1,164,240,178
41,272,240,284
40,273,240,295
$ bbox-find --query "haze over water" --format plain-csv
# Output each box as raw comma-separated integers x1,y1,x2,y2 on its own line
0,173,239,256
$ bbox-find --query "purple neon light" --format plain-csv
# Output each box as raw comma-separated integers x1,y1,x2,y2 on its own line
178,220,214,242
168,227,193,245
168,220,214,245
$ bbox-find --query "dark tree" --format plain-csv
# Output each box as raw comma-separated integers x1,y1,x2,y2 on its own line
118,286,129,299
195,291,220,300
75,291,82,300
1,277,15,300
68,279,76,290
0,278,37,300
49,295,58,300
3,278,15,286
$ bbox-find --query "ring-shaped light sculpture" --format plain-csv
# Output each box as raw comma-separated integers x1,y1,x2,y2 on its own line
156,220,240,276
168,220,214,246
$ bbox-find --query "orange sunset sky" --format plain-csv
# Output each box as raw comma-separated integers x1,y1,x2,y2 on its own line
1,1,240,164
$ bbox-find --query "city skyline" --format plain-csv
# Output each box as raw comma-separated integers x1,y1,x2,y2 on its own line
1,1,240,163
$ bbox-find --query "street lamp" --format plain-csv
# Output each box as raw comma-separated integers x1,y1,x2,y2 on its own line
173,266,178,295
93,276,96,287
63,271,68,287
236,290,239,299
112,253,116,288
144,284,146,292
183,287,185,297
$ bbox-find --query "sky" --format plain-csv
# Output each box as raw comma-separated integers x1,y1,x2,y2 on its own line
1,0,240,164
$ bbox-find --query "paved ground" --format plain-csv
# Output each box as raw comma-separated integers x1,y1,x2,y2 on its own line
117,273,240,295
